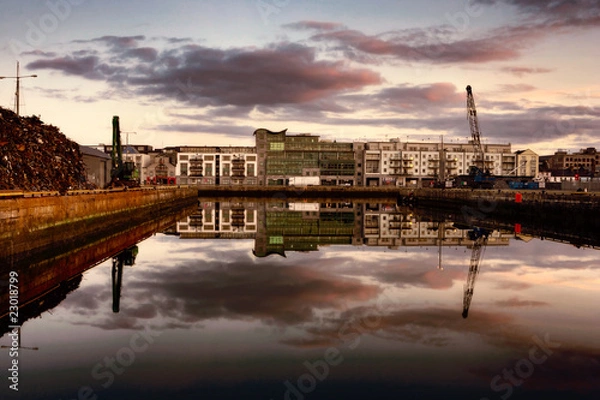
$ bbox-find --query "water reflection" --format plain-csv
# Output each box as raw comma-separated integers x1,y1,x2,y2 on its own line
1,199,599,400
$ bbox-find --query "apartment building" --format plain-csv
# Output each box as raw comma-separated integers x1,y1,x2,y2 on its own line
254,128,355,186
545,147,598,176
357,140,527,187
173,146,258,185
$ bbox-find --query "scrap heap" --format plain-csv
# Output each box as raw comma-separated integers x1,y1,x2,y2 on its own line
0,107,91,192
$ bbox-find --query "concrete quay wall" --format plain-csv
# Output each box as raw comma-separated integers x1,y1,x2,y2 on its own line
0,186,197,265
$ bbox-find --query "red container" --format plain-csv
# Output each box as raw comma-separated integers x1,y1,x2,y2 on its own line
515,192,522,203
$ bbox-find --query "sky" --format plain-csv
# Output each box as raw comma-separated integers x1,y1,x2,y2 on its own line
0,0,599,155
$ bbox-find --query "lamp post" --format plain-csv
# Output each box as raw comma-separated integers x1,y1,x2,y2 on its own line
0,62,38,116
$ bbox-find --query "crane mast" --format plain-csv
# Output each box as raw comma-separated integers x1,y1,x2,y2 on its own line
462,228,488,319
466,85,484,171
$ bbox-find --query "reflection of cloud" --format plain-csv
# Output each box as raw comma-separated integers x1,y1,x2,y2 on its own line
493,297,548,307
64,256,381,330
493,280,532,290
290,306,519,349
320,253,466,289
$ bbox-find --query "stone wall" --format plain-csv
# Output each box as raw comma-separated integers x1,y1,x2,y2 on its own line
0,186,197,265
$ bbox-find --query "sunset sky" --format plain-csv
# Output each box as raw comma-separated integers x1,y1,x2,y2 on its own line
0,0,598,154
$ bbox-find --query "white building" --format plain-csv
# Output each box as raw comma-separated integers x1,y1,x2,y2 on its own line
173,146,258,185
358,140,536,187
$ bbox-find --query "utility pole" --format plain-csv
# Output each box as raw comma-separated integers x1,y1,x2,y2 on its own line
0,62,38,116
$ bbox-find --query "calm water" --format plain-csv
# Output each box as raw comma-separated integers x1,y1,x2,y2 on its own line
1,199,599,400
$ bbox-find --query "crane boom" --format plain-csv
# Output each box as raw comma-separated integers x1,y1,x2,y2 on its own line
462,228,488,318
466,85,484,170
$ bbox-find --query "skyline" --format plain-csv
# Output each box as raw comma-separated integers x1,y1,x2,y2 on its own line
0,0,599,154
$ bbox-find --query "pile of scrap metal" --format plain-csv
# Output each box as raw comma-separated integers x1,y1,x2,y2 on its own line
0,107,91,193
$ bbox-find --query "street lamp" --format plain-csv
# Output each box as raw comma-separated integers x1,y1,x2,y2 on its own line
0,62,37,116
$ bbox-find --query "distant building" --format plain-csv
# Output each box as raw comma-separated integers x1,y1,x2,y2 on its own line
100,130,545,188
545,147,598,176
172,146,258,185
515,149,539,177
79,145,110,188
254,128,355,186
143,153,177,185
355,140,530,187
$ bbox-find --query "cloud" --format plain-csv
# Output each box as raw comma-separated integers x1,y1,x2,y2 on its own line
27,55,101,78
284,20,345,31
476,0,600,28
26,37,382,108
501,66,553,77
497,83,537,92
308,27,525,64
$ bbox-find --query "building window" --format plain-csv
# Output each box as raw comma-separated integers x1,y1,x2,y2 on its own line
247,164,255,177
270,142,285,151
269,236,284,244
180,163,188,176
205,164,213,176
222,163,230,176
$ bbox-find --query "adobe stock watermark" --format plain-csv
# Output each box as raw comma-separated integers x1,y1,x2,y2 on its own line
255,0,291,26
9,0,88,55
480,333,561,400
274,295,392,400
57,327,161,400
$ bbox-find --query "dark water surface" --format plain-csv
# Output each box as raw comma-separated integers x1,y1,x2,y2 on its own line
1,199,599,400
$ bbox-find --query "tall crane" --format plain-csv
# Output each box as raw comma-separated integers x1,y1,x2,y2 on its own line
462,227,488,319
106,116,139,188
466,85,484,172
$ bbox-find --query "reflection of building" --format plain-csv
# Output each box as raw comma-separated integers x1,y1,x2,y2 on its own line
177,201,511,255
253,201,357,257
358,203,511,248
172,146,258,185
178,202,257,238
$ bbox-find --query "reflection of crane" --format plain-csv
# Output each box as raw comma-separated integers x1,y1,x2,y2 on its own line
462,227,489,319
466,85,484,171
0,327,39,351
112,246,138,313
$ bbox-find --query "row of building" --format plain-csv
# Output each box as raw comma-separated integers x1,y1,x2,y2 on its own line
81,128,597,188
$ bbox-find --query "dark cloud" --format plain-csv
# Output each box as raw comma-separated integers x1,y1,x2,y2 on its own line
26,55,125,80
26,37,382,108
309,27,524,64
20,49,56,57
74,35,146,49
476,0,600,27
27,55,101,78
65,257,381,330
123,47,159,62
